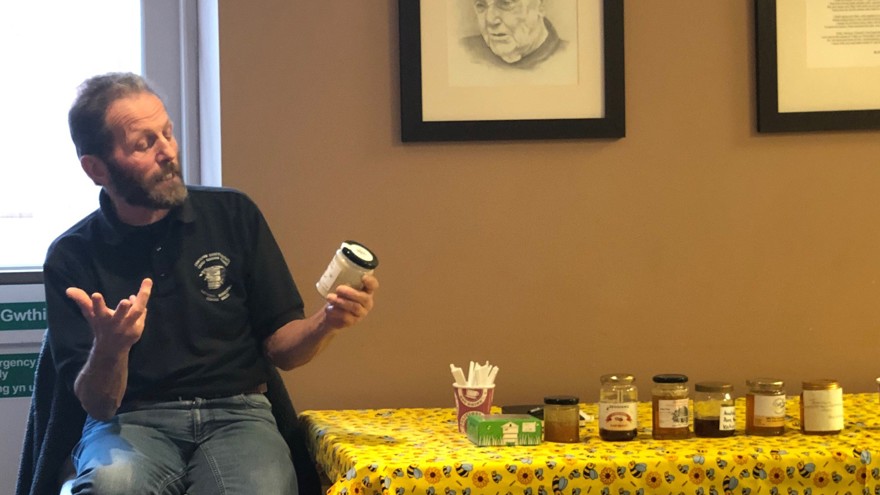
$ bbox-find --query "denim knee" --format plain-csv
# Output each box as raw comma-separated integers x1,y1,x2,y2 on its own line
72,462,184,495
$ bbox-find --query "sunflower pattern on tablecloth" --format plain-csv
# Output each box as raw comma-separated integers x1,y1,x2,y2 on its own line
300,393,880,495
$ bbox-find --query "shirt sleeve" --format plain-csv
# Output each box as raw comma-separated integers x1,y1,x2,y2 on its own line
43,239,98,394
238,193,306,340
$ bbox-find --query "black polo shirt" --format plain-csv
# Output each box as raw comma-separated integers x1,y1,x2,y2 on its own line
44,186,305,402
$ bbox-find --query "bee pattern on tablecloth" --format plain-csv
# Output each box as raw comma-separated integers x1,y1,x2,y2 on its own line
797,461,815,478
722,474,737,492
455,463,473,477
628,462,647,478
583,463,598,480
770,449,787,460
753,462,768,480
552,475,568,494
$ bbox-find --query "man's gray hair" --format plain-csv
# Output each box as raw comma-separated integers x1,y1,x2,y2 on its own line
68,72,160,159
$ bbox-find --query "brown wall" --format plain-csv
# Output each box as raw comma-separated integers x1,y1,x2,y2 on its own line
217,1,880,411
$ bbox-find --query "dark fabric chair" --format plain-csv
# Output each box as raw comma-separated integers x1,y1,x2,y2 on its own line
16,334,322,495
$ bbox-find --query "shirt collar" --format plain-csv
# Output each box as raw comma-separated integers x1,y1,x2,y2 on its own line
96,188,196,245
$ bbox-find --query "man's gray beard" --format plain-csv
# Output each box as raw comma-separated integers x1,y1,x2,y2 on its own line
104,157,188,209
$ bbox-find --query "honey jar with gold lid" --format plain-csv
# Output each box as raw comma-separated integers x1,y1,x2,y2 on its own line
800,379,843,435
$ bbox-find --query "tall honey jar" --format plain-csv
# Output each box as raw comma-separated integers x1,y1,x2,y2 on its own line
598,374,638,441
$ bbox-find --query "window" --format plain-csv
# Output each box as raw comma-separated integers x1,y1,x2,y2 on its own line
0,0,219,273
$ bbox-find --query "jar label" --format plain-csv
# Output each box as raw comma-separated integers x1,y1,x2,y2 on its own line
753,394,786,427
802,388,844,432
599,402,637,431
720,406,736,431
316,252,372,297
657,398,689,428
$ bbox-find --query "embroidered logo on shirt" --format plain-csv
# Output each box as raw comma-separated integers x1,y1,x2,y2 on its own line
195,252,231,301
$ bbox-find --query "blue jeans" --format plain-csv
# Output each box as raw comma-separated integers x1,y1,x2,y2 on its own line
70,393,297,495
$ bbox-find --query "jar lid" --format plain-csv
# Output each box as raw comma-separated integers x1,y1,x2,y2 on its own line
652,374,688,384
802,379,841,390
746,378,784,391
544,395,579,405
695,381,733,393
341,241,379,269
600,373,635,385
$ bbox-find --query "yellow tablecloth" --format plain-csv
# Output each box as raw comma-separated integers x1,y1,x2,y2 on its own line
300,393,880,495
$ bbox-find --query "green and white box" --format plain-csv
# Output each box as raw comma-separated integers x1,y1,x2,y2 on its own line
466,414,542,446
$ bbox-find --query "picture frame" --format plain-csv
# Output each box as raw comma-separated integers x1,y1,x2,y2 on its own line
755,0,880,133
398,0,625,142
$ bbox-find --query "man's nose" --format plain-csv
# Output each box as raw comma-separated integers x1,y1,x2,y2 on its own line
155,135,177,161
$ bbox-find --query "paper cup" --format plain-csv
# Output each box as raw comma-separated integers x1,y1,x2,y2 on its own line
453,384,495,433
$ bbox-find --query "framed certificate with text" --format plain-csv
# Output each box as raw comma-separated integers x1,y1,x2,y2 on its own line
755,0,880,132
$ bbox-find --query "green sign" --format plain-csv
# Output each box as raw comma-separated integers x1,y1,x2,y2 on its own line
0,302,47,331
0,353,38,398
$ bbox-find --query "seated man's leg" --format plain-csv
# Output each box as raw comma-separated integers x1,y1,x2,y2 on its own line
71,415,188,495
186,394,297,495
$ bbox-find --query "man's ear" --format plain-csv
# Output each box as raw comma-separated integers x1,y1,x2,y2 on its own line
80,155,109,186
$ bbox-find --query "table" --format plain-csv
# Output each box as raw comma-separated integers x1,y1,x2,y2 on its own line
299,393,880,495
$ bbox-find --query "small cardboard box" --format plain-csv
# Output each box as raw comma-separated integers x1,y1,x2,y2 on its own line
466,414,543,446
